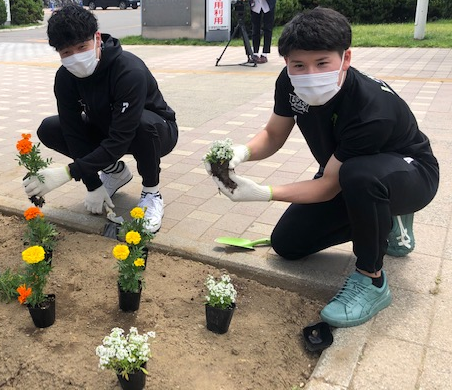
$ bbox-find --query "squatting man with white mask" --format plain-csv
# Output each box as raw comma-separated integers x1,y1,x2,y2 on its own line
204,7,439,327
23,5,178,233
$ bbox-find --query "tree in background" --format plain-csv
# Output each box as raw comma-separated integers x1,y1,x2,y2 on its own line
0,0,7,25
10,0,43,25
298,0,452,23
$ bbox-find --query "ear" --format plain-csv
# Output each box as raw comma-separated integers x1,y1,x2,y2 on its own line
284,56,289,65
95,31,102,47
342,49,352,71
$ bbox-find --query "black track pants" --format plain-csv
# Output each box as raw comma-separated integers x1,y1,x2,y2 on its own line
271,153,439,273
37,110,178,188
250,8,275,54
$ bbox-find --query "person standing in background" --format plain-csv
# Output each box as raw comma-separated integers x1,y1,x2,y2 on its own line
249,0,276,64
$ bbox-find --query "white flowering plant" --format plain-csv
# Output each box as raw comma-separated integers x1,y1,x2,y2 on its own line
95,327,156,380
205,274,237,310
204,138,234,164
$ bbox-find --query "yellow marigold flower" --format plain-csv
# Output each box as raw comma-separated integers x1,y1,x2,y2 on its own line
112,244,130,261
24,206,44,221
17,284,32,304
125,231,141,245
130,207,144,219
22,246,45,264
16,135,33,155
134,258,145,267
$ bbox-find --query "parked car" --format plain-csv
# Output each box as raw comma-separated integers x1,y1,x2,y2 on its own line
82,0,140,10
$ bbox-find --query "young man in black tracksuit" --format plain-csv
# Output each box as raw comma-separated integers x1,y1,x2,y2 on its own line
23,5,177,233
205,8,439,327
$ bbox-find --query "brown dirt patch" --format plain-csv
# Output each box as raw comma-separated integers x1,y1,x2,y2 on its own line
0,213,323,390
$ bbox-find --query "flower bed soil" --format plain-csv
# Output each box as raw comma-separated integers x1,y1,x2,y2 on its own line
0,213,323,390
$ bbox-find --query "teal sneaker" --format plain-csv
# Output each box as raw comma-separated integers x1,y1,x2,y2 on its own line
320,270,392,328
386,214,415,257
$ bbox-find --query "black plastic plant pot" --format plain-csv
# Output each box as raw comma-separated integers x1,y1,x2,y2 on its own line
302,321,334,352
118,284,142,312
27,294,56,328
205,303,235,334
117,365,146,390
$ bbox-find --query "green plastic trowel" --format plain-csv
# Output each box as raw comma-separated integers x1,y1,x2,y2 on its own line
214,237,271,250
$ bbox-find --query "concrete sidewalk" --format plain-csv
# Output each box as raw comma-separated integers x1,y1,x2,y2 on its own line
0,42,451,389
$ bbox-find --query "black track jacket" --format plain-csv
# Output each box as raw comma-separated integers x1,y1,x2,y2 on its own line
54,34,176,190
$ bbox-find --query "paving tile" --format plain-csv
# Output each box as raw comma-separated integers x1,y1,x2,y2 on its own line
350,336,423,390
384,252,442,294
372,286,434,344
418,348,452,390
212,213,256,235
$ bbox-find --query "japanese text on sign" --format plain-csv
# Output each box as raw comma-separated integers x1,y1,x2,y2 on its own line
207,0,231,31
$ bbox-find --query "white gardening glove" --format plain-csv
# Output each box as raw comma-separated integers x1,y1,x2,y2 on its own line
212,171,272,202
229,144,251,169
23,166,71,197
84,185,114,214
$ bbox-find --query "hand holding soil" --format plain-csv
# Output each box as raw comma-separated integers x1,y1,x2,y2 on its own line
204,138,238,192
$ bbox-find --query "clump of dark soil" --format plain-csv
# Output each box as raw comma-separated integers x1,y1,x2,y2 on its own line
210,160,238,192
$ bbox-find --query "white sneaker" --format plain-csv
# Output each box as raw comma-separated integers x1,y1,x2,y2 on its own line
100,163,133,198
138,192,164,233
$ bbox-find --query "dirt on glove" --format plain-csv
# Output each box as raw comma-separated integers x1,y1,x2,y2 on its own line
210,160,238,192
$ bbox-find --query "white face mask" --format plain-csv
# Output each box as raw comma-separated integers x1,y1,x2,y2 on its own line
288,54,345,106
61,36,99,78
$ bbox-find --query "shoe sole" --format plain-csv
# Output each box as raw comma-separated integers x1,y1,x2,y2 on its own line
320,289,393,328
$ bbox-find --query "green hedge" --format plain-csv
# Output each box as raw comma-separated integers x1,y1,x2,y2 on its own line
228,0,452,28
298,0,452,24
0,0,7,25
10,0,43,25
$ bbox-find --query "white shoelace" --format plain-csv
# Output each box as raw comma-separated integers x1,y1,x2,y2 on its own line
395,215,412,249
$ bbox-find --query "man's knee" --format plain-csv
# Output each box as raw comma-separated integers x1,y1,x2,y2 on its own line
271,226,308,260
37,115,60,146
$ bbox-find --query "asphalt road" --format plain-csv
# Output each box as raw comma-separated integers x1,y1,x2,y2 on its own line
0,7,142,43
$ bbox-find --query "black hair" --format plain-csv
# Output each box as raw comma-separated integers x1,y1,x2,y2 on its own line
278,7,352,57
47,5,98,51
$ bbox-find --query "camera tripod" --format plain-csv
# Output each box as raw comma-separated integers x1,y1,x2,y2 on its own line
215,4,256,67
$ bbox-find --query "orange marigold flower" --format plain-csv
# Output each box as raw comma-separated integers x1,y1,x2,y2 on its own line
24,206,44,220
17,284,32,304
16,134,33,155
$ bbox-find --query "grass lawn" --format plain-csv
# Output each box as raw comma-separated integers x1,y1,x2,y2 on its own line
120,20,452,48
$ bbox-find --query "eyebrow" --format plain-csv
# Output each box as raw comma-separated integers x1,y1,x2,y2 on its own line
291,56,331,63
